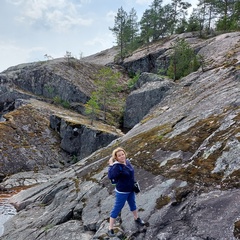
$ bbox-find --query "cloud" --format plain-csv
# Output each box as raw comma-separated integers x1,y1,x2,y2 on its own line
45,10,93,32
79,0,92,4
86,34,113,47
6,0,23,5
10,0,93,32
0,41,44,71
106,10,116,22
135,0,152,5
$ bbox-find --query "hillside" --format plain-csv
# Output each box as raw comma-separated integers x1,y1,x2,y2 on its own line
0,32,239,240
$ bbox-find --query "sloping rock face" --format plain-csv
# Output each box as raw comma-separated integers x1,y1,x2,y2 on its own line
0,100,69,177
0,58,101,116
124,32,240,129
81,46,119,66
123,32,240,75
0,32,240,240
0,99,122,179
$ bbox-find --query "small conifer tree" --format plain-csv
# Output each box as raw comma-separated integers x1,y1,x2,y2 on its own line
167,38,200,81
85,92,100,125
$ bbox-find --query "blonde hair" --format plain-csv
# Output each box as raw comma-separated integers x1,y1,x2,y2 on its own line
112,147,127,160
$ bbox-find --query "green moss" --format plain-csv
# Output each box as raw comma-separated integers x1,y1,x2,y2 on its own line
0,104,69,174
156,195,171,209
112,115,222,182
127,112,238,189
120,124,172,174
174,186,192,205
43,224,55,232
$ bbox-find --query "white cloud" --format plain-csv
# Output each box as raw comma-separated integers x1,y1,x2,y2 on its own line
12,0,92,31
85,33,114,49
79,0,91,4
106,10,116,22
45,10,93,32
0,41,44,71
6,0,23,5
135,0,152,5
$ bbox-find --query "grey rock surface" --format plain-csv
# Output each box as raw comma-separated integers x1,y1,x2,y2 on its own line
124,74,175,128
0,32,240,240
53,115,120,159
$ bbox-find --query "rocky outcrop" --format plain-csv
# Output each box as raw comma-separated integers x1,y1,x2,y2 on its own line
50,114,122,159
0,198,16,237
0,58,102,116
0,32,240,240
81,46,119,66
123,32,240,75
0,98,123,179
0,101,69,178
122,32,204,74
0,57,125,177
124,73,175,129
123,31,240,129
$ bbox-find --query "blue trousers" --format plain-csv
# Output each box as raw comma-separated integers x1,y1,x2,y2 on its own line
110,191,137,218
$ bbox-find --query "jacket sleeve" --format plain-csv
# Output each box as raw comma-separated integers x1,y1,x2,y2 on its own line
108,164,121,179
108,165,113,179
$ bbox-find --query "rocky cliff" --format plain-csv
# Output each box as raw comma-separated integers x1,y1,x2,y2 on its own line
0,32,239,240
0,58,125,178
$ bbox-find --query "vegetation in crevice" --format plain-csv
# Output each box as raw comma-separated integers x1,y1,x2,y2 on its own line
71,177,80,193
167,38,200,81
84,66,129,127
156,195,171,209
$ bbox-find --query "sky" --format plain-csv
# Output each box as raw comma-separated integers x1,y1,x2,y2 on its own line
0,0,197,72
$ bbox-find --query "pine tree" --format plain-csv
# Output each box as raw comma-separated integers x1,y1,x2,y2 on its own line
93,67,121,122
195,0,218,35
109,7,140,60
140,0,173,43
140,9,154,44
85,92,100,125
125,8,139,52
151,0,164,40
170,0,192,34
186,8,202,32
215,0,240,31
167,38,200,81
109,7,128,60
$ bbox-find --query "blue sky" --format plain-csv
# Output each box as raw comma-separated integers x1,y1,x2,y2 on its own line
0,0,197,72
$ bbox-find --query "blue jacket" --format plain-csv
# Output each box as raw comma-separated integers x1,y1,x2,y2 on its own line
108,159,135,192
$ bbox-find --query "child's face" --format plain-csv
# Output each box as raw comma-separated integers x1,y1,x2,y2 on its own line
116,150,126,163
